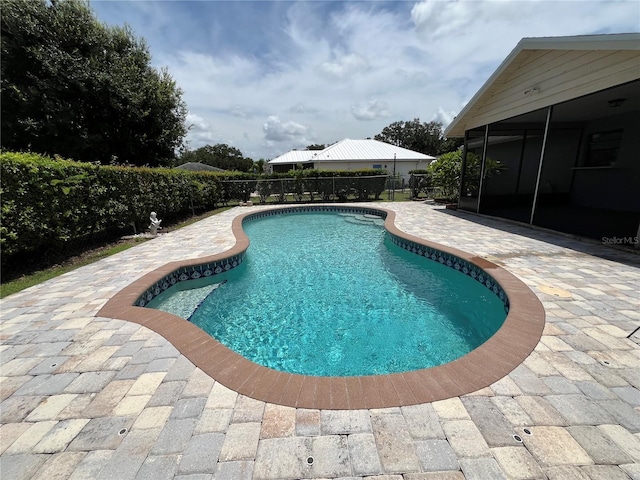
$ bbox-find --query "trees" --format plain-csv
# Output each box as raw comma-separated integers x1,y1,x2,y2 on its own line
178,144,254,172
1,0,187,167
254,159,266,174
428,151,503,200
427,151,464,199
374,118,462,156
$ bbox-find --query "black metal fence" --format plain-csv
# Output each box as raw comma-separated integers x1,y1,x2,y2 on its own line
220,174,388,204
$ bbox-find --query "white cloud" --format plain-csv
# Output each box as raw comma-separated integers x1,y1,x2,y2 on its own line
189,54,261,90
187,113,210,131
351,100,391,121
411,0,486,39
263,115,315,146
229,105,250,119
317,53,370,80
289,103,318,114
185,113,218,148
431,107,457,128
411,0,640,75
93,0,640,159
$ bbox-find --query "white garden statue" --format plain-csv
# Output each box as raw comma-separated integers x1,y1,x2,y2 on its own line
149,212,162,236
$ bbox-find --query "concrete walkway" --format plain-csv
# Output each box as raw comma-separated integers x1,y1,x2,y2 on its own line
1,202,639,480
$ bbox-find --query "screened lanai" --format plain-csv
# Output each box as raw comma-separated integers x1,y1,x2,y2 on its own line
446,34,640,242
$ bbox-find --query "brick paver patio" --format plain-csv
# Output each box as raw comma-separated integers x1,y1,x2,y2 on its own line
1,202,638,479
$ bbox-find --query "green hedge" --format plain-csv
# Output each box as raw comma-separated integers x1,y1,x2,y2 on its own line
0,151,223,266
1,152,390,271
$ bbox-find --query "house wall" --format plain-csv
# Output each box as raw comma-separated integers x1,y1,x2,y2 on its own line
313,160,430,180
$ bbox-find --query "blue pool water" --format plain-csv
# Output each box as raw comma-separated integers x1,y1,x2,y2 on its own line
149,212,507,376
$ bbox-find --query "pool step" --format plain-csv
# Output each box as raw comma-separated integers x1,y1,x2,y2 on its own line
187,281,227,322
342,214,384,226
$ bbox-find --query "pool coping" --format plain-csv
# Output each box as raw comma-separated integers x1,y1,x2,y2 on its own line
98,205,545,410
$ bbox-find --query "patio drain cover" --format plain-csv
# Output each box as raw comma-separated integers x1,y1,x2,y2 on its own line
538,285,572,298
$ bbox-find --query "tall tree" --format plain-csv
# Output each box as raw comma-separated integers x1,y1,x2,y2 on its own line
374,118,462,156
179,144,254,172
1,0,187,166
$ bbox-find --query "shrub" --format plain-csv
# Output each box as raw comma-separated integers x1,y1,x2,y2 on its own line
1,152,392,274
0,151,222,271
428,151,503,200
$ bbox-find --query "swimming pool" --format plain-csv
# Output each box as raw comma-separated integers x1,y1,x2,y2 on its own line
99,205,544,409
148,211,507,376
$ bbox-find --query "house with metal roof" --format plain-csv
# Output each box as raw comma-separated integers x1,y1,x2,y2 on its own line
267,138,435,180
267,149,317,173
444,33,640,243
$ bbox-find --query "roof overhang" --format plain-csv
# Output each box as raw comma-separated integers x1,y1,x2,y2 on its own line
445,33,640,137
267,150,317,165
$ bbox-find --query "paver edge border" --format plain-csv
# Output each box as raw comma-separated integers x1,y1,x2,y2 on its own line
97,205,545,409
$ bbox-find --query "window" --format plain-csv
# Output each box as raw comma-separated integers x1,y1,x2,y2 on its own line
372,164,382,169
585,129,623,167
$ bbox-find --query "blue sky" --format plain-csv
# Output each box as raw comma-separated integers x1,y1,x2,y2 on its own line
90,0,640,160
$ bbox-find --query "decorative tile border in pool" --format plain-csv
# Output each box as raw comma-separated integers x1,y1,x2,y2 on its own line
241,204,388,223
387,233,509,313
135,252,245,307
99,204,545,410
